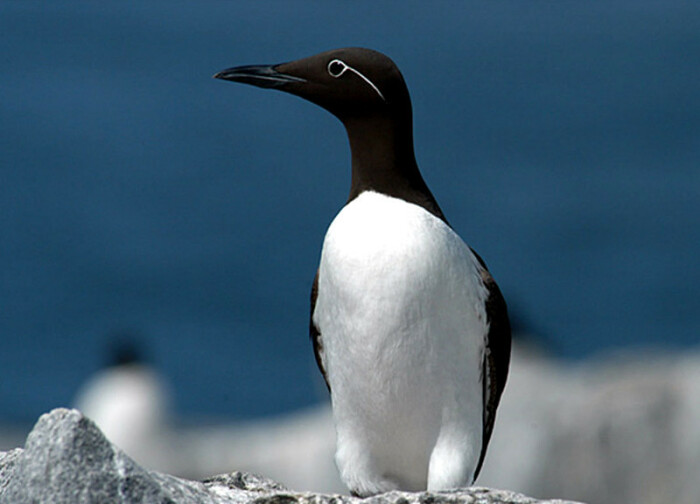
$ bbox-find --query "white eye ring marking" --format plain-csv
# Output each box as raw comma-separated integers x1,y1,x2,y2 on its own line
327,58,386,102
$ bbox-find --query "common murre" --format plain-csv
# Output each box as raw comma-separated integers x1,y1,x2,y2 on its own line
214,47,511,497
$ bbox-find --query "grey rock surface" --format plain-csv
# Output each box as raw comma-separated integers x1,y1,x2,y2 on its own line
0,448,21,495
0,408,583,504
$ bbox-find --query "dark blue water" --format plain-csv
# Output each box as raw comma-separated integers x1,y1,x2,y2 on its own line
2,1,699,422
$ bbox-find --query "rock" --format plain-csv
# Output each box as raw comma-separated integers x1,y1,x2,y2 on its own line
0,408,583,504
0,409,239,504
0,448,21,495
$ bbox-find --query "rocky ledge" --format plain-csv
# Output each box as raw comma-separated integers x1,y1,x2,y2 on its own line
0,409,582,504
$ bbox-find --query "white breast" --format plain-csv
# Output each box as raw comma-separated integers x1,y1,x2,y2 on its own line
313,191,489,494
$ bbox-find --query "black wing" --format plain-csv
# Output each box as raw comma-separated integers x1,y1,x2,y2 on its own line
310,270,330,392
471,257,512,482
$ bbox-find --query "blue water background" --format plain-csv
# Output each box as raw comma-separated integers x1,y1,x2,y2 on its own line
1,1,699,422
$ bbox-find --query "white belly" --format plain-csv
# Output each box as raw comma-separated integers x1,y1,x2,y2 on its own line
312,191,489,494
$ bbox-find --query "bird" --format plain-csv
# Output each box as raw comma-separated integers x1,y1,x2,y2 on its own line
214,47,511,497
73,337,171,468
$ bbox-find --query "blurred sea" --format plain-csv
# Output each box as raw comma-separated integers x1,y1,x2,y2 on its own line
1,1,699,422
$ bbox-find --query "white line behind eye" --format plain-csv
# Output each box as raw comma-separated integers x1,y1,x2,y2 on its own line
327,58,386,103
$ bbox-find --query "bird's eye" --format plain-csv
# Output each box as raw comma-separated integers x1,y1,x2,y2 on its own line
328,59,347,78
325,58,387,102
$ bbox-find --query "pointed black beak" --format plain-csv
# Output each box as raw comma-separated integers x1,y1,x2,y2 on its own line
213,64,306,89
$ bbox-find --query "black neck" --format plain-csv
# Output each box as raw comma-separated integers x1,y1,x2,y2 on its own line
343,114,447,224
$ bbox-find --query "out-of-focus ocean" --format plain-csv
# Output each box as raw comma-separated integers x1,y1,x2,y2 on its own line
1,1,698,422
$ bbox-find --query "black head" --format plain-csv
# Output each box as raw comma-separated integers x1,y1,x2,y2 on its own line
215,48,446,222
214,47,411,123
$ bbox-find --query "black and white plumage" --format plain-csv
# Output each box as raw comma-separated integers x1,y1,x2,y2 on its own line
215,48,511,497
